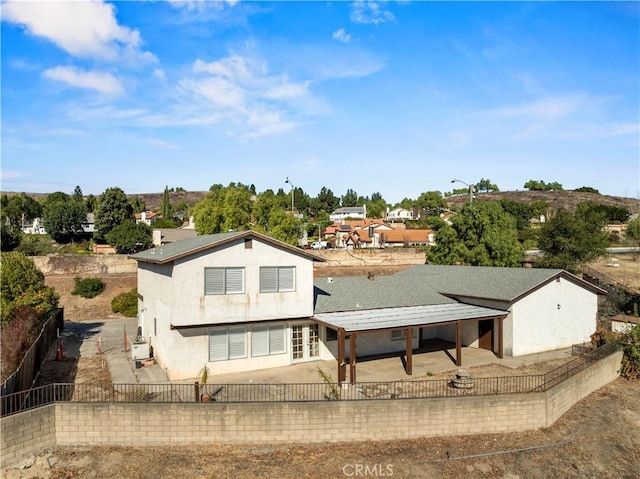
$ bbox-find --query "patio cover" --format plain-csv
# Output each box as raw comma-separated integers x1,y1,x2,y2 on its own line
314,303,508,383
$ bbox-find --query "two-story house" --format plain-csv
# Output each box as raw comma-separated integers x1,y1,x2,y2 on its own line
329,206,366,222
130,231,325,379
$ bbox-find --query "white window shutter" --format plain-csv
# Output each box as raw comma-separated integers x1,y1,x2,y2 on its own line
269,324,286,354
209,328,228,361
228,326,246,359
278,267,295,291
260,267,278,292
251,325,269,357
225,268,244,293
205,268,224,295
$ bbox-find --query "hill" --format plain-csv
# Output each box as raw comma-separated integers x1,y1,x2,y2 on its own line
446,190,640,214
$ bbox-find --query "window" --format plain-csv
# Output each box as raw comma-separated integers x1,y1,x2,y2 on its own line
209,326,247,361
260,266,295,292
326,328,338,341
391,328,418,341
205,267,245,295
251,324,286,357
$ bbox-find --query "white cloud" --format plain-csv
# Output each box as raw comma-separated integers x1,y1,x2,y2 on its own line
333,28,351,43
350,1,395,25
153,68,167,80
181,54,314,138
43,66,124,95
2,0,155,64
1,170,23,180
491,95,592,121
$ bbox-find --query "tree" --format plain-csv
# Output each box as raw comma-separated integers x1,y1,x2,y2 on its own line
72,185,83,202
499,199,534,231
192,183,253,234
0,252,59,325
94,187,133,243
475,178,499,192
85,194,97,213
575,186,600,194
311,187,340,217
341,189,358,208
42,192,87,243
268,211,301,246
129,196,146,214
524,180,563,191
414,191,447,217
429,202,523,267
537,208,609,272
625,217,640,255
105,222,153,254
161,185,171,220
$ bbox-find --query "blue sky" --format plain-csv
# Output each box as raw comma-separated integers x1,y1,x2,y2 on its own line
2,1,639,204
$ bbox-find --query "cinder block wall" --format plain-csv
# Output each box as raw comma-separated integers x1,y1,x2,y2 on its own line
313,249,425,268
0,404,56,466
32,255,137,275
1,352,622,467
545,350,623,426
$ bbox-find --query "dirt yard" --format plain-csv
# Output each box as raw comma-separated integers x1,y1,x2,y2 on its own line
5,266,636,478
588,255,640,293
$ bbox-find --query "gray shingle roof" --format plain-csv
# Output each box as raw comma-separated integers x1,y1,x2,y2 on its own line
130,230,324,264
313,275,455,313
313,264,605,314
395,265,564,302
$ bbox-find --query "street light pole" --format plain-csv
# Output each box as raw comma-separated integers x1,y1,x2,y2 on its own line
451,179,474,205
285,177,295,213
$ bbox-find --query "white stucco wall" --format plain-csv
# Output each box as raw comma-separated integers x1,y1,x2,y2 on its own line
136,237,318,379
510,278,598,356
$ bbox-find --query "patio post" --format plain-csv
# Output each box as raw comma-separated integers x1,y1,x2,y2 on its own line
456,320,462,366
406,327,413,375
349,333,357,384
338,328,346,383
498,316,504,359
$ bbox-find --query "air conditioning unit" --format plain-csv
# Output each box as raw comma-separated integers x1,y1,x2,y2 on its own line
131,340,150,361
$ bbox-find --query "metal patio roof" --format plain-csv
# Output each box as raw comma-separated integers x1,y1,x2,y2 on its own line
314,303,508,333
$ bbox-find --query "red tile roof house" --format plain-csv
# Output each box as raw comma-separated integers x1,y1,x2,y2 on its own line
135,211,161,226
130,230,606,383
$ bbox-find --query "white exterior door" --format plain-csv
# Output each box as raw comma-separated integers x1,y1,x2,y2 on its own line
291,322,320,362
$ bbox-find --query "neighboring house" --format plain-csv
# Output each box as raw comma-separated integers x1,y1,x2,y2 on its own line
131,232,606,382
130,231,325,380
152,228,197,246
377,229,434,248
21,217,47,234
135,211,161,226
611,314,639,333
81,213,95,234
330,206,366,222
323,219,388,248
23,214,94,235
386,207,414,221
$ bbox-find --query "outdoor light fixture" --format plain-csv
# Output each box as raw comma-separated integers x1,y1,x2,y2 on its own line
451,178,474,204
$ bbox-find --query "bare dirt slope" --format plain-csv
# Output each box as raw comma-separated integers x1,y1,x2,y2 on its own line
45,274,137,321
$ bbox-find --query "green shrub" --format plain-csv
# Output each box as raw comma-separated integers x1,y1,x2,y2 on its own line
72,277,105,299
111,288,138,317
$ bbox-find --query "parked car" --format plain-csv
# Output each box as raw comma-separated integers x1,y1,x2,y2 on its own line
310,241,327,250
